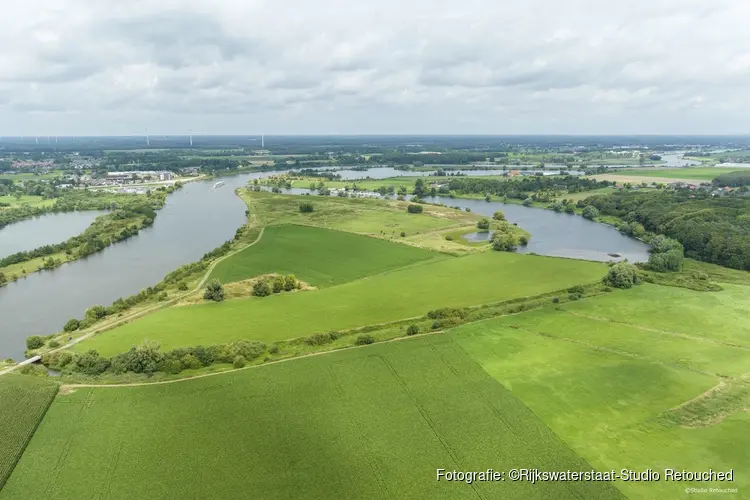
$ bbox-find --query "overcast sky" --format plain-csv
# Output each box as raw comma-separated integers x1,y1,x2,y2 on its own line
1,0,749,136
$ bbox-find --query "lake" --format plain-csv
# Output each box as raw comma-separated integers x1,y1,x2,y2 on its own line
0,171,649,360
0,211,107,259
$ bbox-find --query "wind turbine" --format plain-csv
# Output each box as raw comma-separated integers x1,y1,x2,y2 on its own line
189,129,193,147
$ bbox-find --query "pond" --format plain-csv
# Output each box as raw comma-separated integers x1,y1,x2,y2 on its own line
0,210,108,259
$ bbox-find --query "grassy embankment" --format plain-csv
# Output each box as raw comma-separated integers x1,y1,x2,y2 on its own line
75,249,605,357
0,376,59,489
2,336,623,500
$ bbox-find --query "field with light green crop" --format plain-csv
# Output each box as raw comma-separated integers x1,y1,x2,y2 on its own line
455,282,750,500
0,195,55,209
617,167,739,181
0,376,59,489
76,251,605,356
1,336,623,500
209,224,441,286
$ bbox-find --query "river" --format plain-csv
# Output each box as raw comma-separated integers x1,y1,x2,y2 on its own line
0,170,650,360
0,211,108,259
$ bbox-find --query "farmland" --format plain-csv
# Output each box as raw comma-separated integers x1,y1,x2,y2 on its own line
454,283,750,500
1,336,622,500
614,167,740,181
0,376,59,489
75,251,606,356
0,195,55,210
209,224,442,287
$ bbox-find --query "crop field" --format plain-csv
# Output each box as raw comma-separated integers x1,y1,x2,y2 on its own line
0,376,59,489
1,336,622,500
209,224,442,286
75,251,605,356
0,195,55,209
246,191,476,237
616,167,740,181
453,282,750,500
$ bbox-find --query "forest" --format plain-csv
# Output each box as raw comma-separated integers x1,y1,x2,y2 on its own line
583,191,750,270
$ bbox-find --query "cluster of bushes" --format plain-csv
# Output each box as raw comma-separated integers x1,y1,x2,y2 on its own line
406,204,424,214
253,274,299,297
299,202,314,213
427,307,469,329
204,280,225,302
477,218,490,230
646,235,684,272
305,331,341,346
41,340,267,376
603,262,641,289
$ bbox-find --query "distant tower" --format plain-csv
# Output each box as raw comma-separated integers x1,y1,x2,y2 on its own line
145,128,150,147
262,133,264,148
189,129,193,147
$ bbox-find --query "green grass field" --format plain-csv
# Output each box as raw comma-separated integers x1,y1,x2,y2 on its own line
454,283,750,499
209,224,441,287
76,251,605,356
1,336,622,500
247,191,476,238
617,167,739,181
0,376,59,489
0,195,55,209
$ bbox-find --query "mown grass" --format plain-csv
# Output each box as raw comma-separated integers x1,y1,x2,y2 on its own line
0,195,55,210
75,251,605,356
2,336,623,500
453,281,750,500
209,224,441,286
0,376,59,489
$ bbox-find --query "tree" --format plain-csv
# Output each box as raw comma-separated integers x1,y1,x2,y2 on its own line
0,272,5,285
477,218,490,230
252,279,272,297
355,334,375,345
283,274,297,291
407,204,423,214
299,202,314,213
272,275,285,293
604,263,640,289
26,335,45,350
582,205,599,220
493,211,505,221
204,279,225,302
63,318,80,332
233,356,246,369
492,233,517,252
523,197,533,207
413,178,428,197
406,324,420,336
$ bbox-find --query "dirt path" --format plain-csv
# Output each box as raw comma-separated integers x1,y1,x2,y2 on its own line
59,330,444,390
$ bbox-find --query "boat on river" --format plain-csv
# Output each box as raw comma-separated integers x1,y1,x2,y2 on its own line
213,181,225,189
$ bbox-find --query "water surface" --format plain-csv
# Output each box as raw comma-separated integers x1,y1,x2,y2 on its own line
0,211,107,259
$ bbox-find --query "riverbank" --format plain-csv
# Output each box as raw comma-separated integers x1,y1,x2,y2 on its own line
0,185,180,284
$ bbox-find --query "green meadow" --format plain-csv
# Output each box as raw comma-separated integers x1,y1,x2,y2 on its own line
454,283,750,500
76,251,605,356
0,195,55,209
0,376,59,489
209,224,441,286
1,336,622,500
617,167,739,181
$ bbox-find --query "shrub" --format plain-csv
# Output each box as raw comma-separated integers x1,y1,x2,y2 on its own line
305,332,338,346
26,335,44,350
272,275,285,293
407,204,423,214
477,218,490,230
181,354,202,370
252,279,272,297
604,263,640,289
568,293,581,301
63,318,80,332
565,205,575,214
567,285,585,295
48,340,60,349
85,305,108,320
518,235,529,246
203,279,225,302
523,198,533,207
445,235,454,241
283,274,297,291
178,282,189,291
166,360,182,374
355,334,375,346
299,202,314,213
432,321,441,330
269,344,279,354
400,231,406,237
493,211,505,221
427,308,468,320
465,207,471,212
582,205,599,220
406,325,420,336
692,270,708,281
233,356,246,369
552,297,560,303
492,233,517,252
